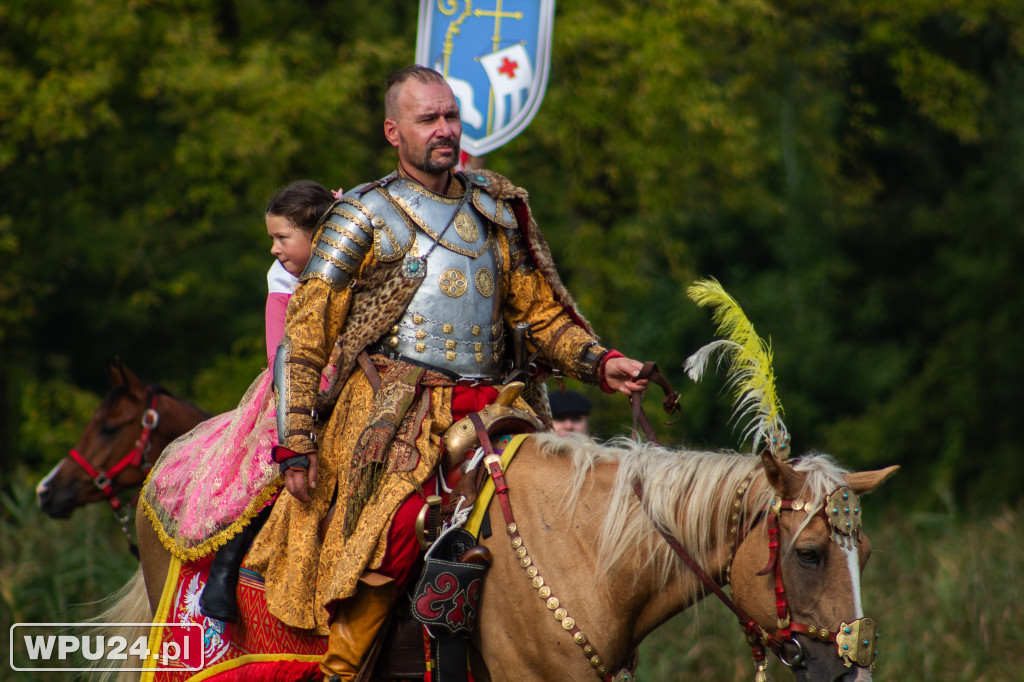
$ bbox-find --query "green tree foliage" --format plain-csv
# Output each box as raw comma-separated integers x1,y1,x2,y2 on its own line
2,0,1022,511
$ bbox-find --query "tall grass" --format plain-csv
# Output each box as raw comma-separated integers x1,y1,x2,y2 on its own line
3,474,1021,681
2,472,140,681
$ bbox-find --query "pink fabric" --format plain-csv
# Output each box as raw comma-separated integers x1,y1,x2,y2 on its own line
148,370,280,545
265,293,291,365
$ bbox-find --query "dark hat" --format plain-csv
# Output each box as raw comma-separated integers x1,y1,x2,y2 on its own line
548,390,591,418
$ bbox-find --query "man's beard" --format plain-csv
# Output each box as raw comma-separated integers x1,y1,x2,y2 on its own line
404,133,460,173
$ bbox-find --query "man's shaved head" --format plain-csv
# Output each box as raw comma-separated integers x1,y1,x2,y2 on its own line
385,65,450,121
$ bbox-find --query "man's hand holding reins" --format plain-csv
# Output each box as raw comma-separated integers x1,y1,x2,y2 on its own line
603,356,649,395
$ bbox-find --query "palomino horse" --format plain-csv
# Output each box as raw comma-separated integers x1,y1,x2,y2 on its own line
112,432,895,681
36,362,207,535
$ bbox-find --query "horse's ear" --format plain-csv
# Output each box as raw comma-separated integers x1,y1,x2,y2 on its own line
760,448,803,498
118,363,144,391
843,465,899,496
107,359,126,387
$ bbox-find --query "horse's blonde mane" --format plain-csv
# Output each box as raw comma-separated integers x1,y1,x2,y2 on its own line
530,433,851,589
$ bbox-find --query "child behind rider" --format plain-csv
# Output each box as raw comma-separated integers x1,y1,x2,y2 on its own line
140,180,337,622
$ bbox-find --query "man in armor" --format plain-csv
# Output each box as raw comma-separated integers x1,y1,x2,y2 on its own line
245,66,648,681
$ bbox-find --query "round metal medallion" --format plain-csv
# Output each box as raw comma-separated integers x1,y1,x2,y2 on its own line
439,268,468,297
454,212,479,242
475,267,495,298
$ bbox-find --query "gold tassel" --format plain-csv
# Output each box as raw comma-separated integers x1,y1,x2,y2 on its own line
753,660,771,682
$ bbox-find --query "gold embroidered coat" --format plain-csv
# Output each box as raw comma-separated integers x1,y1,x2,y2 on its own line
245,170,609,633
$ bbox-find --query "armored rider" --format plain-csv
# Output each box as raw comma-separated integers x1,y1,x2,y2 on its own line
245,66,649,681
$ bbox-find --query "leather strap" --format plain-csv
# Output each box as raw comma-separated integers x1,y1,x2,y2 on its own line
628,361,681,444
358,349,382,392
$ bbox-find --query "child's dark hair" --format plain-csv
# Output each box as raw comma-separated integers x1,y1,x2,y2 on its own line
265,180,335,234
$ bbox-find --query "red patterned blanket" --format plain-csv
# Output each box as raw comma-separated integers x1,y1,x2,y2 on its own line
140,555,325,681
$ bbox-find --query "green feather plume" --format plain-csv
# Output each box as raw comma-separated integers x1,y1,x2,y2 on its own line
684,278,790,457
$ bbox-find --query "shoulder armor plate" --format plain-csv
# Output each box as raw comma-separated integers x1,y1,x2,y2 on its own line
470,187,518,230
299,198,375,290
356,184,417,263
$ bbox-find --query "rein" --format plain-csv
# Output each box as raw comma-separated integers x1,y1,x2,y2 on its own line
628,378,879,678
66,386,161,556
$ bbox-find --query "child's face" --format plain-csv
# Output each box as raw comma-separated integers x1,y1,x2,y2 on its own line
266,214,313,276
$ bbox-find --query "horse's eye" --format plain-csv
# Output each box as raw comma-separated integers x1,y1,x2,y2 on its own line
99,423,119,436
796,548,821,566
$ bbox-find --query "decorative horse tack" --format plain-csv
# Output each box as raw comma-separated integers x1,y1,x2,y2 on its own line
468,414,634,682
65,386,162,553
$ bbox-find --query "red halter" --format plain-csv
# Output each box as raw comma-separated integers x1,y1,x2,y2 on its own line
66,387,160,534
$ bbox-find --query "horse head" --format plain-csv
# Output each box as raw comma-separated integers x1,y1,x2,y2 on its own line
36,361,204,519
729,450,898,682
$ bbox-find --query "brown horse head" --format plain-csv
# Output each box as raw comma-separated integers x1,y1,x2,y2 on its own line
728,450,899,681
36,361,206,519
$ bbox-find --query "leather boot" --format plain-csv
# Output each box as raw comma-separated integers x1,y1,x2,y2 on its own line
320,572,397,682
200,506,271,622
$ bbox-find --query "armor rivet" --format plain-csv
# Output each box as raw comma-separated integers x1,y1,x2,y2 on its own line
520,556,532,568
583,645,595,656
445,339,456,350
808,626,817,636
511,536,522,548
390,325,399,334
546,597,559,610
506,523,517,534
415,342,425,353
597,666,608,676
416,330,426,340
531,576,544,589
574,632,587,645
554,608,567,620
515,546,527,559
819,630,830,641
525,565,537,578
590,655,602,668
371,216,385,228
388,336,399,348
538,586,551,599
475,353,484,362
443,323,454,334
413,314,424,325
472,325,481,336
562,617,575,630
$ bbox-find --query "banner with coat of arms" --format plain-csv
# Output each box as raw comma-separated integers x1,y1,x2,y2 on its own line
416,0,555,156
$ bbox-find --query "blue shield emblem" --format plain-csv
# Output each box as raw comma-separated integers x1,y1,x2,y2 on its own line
416,0,555,156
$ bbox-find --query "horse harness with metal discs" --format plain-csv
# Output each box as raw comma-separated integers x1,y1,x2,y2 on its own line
469,414,637,682
627,367,878,679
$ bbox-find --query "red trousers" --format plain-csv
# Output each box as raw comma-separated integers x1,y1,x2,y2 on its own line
374,385,499,589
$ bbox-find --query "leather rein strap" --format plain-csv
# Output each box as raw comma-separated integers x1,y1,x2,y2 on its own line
628,361,680,442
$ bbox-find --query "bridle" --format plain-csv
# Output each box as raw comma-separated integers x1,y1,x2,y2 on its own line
634,471,878,679
628,365,878,679
65,385,161,555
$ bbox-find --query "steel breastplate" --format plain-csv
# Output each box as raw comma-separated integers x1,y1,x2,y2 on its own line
369,178,507,379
